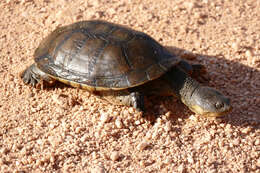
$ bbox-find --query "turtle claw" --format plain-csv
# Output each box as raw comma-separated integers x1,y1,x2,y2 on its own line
21,63,54,88
21,64,41,87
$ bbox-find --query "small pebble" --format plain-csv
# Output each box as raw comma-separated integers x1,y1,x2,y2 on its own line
145,131,152,139
245,50,253,58
233,138,240,146
115,118,123,128
231,42,240,51
75,127,81,133
140,160,145,167
164,122,171,132
128,107,135,114
0,147,9,154
80,134,88,142
189,114,198,122
208,168,217,173
241,127,251,134
49,123,55,130
100,112,110,123
15,160,20,166
256,158,260,167
110,151,120,161
135,120,141,125
152,130,159,139
50,154,55,163
113,111,119,116
177,164,185,172
183,2,195,11
164,158,172,164
137,141,149,151
123,110,130,116
165,111,171,118
91,165,106,173
187,155,194,164
156,118,163,126
52,94,62,105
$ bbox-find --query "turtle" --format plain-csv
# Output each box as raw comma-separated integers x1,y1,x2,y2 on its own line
21,20,231,117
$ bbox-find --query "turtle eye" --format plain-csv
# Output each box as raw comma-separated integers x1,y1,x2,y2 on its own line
215,102,224,110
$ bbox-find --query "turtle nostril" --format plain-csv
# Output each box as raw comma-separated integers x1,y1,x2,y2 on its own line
215,102,224,110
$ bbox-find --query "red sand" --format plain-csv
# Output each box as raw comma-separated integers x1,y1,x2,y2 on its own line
0,0,259,172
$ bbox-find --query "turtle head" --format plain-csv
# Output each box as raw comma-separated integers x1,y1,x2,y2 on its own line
188,87,231,117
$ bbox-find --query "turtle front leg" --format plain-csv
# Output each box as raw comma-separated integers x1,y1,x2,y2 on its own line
99,90,145,112
21,63,54,87
129,91,145,112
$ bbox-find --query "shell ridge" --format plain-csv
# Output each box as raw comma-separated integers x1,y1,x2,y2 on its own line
35,21,181,90
121,45,133,69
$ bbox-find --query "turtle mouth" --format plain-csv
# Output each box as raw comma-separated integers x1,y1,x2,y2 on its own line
202,107,232,117
190,104,232,117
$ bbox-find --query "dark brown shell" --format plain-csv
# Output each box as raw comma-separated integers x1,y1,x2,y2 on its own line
34,20,180,90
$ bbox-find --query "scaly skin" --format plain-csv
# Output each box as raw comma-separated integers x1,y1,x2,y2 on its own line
162,67,231,117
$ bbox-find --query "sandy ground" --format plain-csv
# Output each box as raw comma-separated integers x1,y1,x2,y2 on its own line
0,0,260,172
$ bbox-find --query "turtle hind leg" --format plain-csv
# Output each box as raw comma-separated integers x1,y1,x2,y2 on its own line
21,63,54,87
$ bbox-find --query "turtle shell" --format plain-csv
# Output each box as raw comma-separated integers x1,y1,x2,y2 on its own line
34,20,180,91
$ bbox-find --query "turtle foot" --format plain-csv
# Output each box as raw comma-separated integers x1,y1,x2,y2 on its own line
130,91,145,113
21,63,54,87
21,64,41,87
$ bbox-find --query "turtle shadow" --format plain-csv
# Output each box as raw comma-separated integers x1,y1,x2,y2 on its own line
156,46,260,129
42,81,72,91
143,95,189,124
